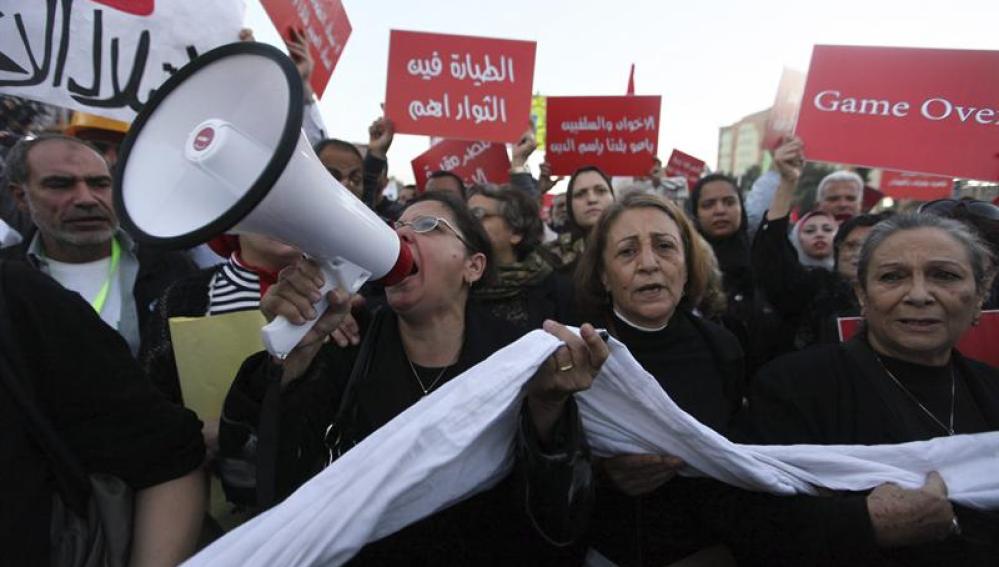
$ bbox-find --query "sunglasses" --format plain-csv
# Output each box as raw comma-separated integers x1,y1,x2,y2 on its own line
469,206,502,221
394,215,473,250
919,199,999,221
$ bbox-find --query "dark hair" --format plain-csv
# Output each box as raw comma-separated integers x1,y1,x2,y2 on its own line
405,191,495,288
468,183,543,260
575,192,720,320
312,138,363,162
4,133,107,186
833,211,894,272
857,213,995,295
688,173,745,238
565,165,614,239
427,170,467,200
920,199,999,258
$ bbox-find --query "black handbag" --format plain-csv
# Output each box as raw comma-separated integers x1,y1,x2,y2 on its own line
0,260,134,566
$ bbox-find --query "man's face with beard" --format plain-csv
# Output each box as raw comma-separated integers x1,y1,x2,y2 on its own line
15,139,117,259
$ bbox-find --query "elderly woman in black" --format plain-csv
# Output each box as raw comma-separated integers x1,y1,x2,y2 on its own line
715,212,999,566
219,192,608,564
468,184,573,332
573,192,746,565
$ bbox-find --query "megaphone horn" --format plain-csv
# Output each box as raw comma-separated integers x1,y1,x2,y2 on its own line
114,42,413,358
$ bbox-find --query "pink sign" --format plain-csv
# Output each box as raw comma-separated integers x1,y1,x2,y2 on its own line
664,149,705,189
878,170,953,200
385,30,536,143
410,139,511,191
260,0,352,98
545,96,661,176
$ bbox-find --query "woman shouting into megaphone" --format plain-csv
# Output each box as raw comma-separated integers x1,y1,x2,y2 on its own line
217,191,607,564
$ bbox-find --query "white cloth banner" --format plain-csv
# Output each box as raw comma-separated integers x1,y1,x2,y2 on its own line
187,330,999,567
0,0,245,122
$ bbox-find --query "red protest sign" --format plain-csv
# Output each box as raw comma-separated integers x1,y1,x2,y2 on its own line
664,149,705,189
385,30,536,143
878,170,953,201
545,96,661,176
762,67,806,151
410,140,511,191
795,45,999,182
839,311,999,368
260,0,351,98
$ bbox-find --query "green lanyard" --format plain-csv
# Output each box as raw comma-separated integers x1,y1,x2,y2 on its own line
91,238,121,314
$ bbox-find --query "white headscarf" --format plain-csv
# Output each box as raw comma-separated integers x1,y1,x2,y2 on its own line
789,211,835,270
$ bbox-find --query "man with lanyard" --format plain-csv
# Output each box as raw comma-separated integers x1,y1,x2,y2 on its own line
2,133,194,355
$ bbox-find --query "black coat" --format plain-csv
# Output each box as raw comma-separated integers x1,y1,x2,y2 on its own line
586,310,747,567
219,302,587,565
701,335,999,566
0,260,204,565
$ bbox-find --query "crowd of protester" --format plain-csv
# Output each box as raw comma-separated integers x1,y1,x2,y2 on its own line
2,30,999,567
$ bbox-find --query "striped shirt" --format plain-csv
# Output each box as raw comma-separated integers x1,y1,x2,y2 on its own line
207,255,262,315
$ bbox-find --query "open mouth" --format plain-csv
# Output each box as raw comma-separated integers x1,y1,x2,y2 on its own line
635,283,666,296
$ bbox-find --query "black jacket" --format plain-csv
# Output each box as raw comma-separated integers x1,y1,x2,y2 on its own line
219,302,589,564
705,335,999,566
586,310,747,567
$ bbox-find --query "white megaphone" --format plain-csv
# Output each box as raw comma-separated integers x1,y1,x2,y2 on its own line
114,42,413,358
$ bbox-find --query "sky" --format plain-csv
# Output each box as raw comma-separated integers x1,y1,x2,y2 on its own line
245,0,998,185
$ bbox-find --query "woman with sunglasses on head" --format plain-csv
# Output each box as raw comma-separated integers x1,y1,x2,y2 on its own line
218,192,607,564
468,184,574,333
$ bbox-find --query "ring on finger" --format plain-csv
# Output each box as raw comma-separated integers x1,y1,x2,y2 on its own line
552,349,575,372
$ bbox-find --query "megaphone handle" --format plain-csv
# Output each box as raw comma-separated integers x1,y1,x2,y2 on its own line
261,258,372,359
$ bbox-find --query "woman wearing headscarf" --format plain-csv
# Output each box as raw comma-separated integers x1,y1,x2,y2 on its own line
790,210,837,270
545,166,615,272
468,184,574,333
689,174,790,373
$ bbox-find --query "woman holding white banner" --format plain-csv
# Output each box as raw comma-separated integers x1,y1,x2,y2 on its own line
570,192,747,565
712,212,999,565
217,192,608,564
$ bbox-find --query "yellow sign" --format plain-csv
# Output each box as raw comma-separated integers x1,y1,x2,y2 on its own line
169,309,267,420
531,95,547,149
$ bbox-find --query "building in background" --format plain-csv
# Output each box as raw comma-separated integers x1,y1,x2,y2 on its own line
717,108,769,176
